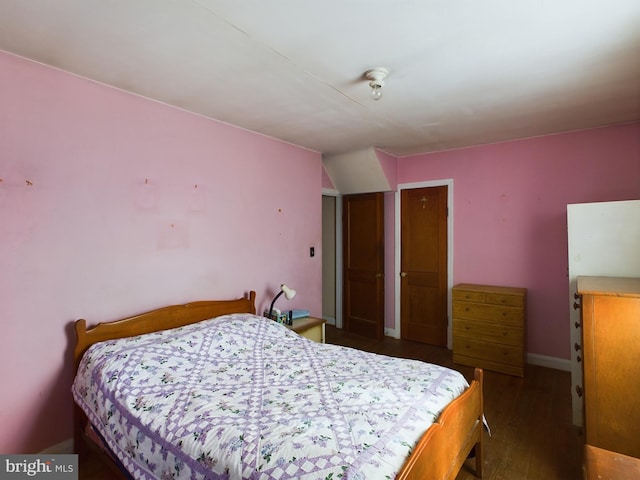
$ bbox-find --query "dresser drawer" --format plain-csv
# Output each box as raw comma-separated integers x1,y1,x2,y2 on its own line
453,336,524,367
453,301,523,326
453,318,523,347
453,353,524,377
485,293,525,308
452,290,485,303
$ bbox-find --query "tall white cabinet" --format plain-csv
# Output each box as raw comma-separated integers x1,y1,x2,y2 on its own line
567,200,640,426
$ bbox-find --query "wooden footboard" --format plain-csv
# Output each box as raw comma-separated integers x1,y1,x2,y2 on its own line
396,368,484,480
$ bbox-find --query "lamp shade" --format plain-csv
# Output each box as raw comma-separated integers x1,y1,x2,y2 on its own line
281,284,296,300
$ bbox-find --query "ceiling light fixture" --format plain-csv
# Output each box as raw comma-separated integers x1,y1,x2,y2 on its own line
365,67,389,101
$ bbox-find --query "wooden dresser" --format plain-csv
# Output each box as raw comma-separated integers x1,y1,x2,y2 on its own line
584,445,640,479
577,276,640,458
452,284,527,377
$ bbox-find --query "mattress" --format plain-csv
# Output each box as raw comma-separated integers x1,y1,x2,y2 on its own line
72,313,469,479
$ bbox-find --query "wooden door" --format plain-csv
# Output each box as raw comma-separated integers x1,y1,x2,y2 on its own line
400,186,448,346
343,193,384,339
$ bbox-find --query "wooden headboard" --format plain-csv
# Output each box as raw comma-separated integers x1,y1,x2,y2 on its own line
73,291,256,372
73,290,257,455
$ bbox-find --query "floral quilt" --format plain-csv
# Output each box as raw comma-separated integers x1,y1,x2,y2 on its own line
72,313,469,480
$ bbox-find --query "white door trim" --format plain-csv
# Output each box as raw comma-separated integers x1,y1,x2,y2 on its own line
322,188,343,328
395,180,454,347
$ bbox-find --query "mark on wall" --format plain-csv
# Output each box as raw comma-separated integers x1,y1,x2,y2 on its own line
0,176,38,244
156,220,188,249
134,178,158,210
188,184,206,213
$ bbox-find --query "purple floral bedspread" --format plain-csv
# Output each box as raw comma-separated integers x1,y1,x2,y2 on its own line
72,314,469,479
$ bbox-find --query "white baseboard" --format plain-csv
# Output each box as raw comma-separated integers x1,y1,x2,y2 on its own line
384,328,399,338
322,316,336,326
527,353,571,372
39,438,74,454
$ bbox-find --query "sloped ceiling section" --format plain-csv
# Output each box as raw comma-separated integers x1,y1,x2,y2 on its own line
322,148,392,194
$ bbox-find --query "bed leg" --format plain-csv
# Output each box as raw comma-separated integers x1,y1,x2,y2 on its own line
475,442,483,478
73,405,87,458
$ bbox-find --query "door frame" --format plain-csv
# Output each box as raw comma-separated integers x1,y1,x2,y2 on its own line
395,179,454,348
322,188,343,328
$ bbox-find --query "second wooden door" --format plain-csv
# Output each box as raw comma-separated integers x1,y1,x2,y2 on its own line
400,186,448,346
343,193,384,339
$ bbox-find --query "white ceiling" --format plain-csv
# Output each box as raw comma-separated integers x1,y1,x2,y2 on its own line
1,0,639,156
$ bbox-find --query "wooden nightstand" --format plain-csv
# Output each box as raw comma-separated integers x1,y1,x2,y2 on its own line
287,317,326,343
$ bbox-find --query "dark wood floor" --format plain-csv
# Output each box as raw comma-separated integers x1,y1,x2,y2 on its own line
79,326,584,479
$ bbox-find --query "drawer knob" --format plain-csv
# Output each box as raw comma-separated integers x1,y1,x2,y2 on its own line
574,321,581,329
573,301,581,310
575,385,583,397
574,342,581,352
577,355,582,363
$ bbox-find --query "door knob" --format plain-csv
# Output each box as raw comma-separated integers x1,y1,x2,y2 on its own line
400,272,407,277
376,273,383,278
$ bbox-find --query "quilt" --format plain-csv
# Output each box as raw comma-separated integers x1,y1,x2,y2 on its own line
72,314,469,480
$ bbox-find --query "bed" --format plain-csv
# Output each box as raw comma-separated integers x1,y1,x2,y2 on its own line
72,291,484,479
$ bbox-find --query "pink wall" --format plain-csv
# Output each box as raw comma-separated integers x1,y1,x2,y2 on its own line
398,123,640,360
0,52,322,453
